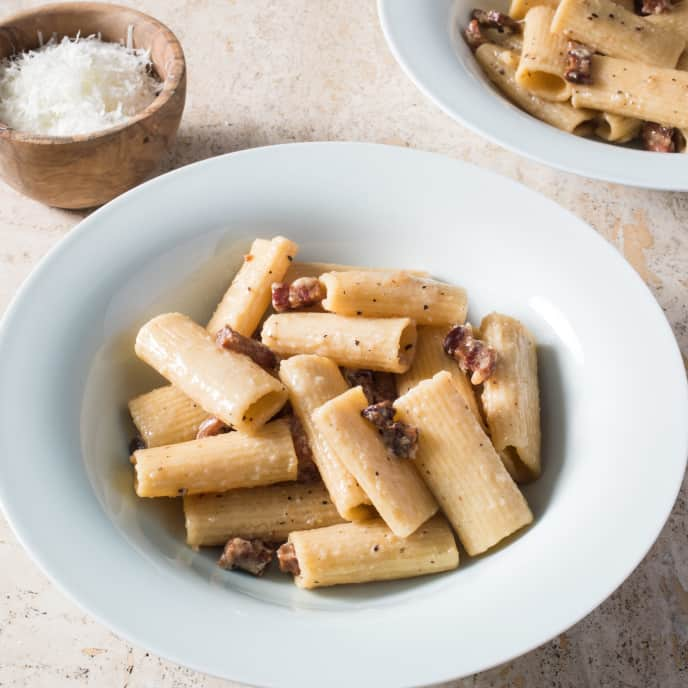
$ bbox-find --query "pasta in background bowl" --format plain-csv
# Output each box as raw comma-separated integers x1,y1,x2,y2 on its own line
0,143,685,687
379,0,688,189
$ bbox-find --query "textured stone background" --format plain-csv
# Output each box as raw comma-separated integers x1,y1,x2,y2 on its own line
0,1,686,686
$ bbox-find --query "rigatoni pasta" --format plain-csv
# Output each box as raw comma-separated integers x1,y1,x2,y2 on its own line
551,0,685,69
128,385,208,448
312,386,438,537
280,516,458,589
595,112,642,143
466,0,688,152
135,312,287,433
207,236,297,335
319,270,467,325
480,313,541,482
132,418,297,497
130,236,295,447
508,0,557,21
261,313,417,373
509,0,639,28
516,6,571,102
475,44,596,135
498,32,524,54
284,261,429,282
394,371,533,555
646,2,688,40
184,482,345,546
396,326,484,429
128,235,543,589
279,355,372,521
571,56,688,128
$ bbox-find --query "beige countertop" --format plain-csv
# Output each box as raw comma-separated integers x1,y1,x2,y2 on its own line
1,1,686,686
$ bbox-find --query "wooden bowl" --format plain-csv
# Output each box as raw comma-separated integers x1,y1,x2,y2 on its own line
0,2,186,209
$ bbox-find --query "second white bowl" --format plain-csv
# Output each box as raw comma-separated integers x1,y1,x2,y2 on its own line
378,0,688,190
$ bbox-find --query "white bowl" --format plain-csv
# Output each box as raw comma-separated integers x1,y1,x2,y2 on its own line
378,0,688,190
0,143,686,687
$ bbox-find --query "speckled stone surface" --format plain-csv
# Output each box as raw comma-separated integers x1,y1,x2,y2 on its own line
0,1,686,686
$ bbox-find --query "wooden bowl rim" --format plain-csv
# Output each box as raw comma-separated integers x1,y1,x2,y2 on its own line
0,1,186,145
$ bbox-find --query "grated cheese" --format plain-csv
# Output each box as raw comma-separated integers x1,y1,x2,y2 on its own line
0,33,162,136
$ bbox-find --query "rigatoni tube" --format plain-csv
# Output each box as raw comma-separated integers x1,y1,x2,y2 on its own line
132,418,297,497
312,386,438,537
612,0,637,10
475,44,596,135
551,0,685,69
261,313,417,373
571,56,688,128
319,270,467,325
184,482,344,546
396,326,484,430
131,237,295,446
135,313,287,433
508,0,557,21
480,313,541,482
279,355,372,521
281,516,458,589
128,385,208,448
516,6,571,102
284,262,429,282
646,2,688,41
594,113,642,143
207,236,298,336
394,371,533,555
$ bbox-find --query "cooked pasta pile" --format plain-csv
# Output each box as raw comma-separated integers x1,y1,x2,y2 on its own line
128,236,542,589
465,0,688,152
